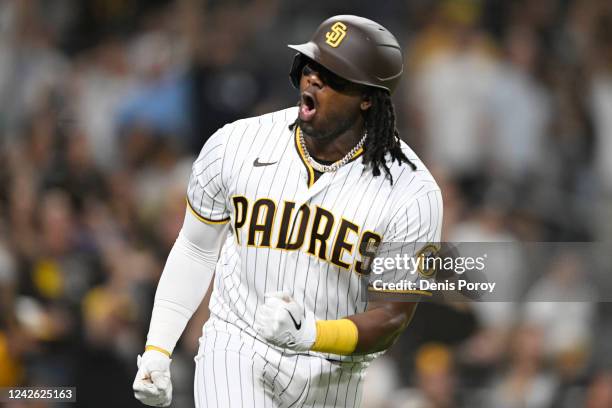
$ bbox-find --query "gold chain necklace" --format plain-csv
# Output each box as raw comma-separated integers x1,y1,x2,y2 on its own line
298,128,367,173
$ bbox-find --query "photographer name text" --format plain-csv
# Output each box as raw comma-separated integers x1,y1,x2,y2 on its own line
370,279,496,293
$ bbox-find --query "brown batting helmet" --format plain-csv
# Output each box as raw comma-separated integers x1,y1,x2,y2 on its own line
288,15,403,94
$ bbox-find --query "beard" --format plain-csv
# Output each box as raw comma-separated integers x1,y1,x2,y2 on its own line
296,102,362,141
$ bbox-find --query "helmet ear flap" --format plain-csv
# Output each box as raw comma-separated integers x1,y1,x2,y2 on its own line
289,53,308,89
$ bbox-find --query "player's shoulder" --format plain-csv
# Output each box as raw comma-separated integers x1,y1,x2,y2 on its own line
387,140,441,199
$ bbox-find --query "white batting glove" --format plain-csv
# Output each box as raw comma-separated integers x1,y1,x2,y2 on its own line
133,349,172,407
255,291,317,352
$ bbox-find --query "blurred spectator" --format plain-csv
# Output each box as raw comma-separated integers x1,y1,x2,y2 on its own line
589,1,612,193
71,39,138,169
523,252,595,375
0,241,20,387
189,0,281,151
42,129,108,212
486,24,551,181
585,371,612,408
390,343,459,408
0,241,17,321
0,0,70,139
117,24,192,148
449,197,524,371
361,356,400,408
409,0,498,179
487,325,558,408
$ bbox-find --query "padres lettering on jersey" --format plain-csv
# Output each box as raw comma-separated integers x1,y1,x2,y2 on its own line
229,197,381,274
186,107,443,362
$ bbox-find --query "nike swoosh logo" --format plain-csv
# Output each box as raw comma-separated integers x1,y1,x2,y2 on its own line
253,158,278,167
287,310,302,330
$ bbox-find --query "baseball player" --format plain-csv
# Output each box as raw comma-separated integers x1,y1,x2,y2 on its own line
133,15,442,407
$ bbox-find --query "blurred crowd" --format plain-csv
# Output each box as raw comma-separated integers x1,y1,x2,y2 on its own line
0,0,611,407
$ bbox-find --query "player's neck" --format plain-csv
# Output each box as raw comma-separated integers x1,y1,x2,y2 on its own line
303,122,365,162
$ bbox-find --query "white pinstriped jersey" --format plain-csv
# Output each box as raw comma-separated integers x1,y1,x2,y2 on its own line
187,106,442,362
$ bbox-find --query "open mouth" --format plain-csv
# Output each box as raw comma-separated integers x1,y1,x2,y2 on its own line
299,92,317,122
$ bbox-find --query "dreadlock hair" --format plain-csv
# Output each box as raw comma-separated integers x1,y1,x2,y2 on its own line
361,88,416,183
289,88,416,184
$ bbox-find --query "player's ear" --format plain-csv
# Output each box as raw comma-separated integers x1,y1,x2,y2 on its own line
360,92,372,111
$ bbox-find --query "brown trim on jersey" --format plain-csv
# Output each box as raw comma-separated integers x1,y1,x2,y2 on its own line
185,196,230,225
294,127,365,188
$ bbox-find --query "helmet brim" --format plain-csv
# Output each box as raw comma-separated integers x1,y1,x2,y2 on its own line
287,42,387,92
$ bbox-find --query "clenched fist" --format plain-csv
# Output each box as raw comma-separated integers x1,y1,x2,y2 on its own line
133,349,172,407
254,291,316,352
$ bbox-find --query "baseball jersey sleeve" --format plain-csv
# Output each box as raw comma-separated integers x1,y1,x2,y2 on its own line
384,189,443,244
186,126,230,224
376,189,443,286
